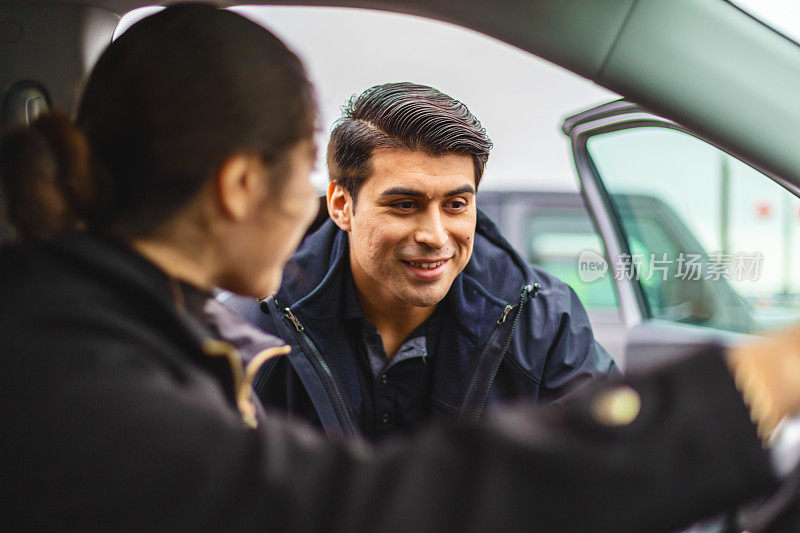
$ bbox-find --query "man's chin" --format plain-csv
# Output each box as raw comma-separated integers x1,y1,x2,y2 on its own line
391,271,456,307
397,287,448,308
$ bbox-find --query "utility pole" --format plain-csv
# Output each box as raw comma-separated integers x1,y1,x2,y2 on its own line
720,154,730,256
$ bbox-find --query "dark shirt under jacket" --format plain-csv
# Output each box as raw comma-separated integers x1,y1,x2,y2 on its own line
341,272,445,440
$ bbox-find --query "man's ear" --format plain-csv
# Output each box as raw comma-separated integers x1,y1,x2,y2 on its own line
327,182,352,231
215,154,265,221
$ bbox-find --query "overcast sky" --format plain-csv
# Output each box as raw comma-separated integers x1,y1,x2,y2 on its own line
734,0,800,40
119,1,800,192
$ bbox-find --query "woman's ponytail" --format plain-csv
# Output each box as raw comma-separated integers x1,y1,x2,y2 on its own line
0,111,98,240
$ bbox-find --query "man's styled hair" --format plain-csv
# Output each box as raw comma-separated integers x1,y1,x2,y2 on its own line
327,82,493,204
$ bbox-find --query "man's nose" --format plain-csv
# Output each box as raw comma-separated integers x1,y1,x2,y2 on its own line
414,210,448,249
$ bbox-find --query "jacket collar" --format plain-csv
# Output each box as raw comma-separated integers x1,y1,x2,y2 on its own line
277,209,531,316
274,210,535,413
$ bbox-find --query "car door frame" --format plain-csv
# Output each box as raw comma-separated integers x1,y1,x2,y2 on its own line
564,100,800,372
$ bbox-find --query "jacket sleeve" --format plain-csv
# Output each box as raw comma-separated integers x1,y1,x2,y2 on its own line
5,333,776,533
539,281,621,403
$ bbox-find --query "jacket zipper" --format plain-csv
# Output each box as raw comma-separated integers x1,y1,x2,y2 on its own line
497,304,514,325
282,307,359,439
461,283,540,424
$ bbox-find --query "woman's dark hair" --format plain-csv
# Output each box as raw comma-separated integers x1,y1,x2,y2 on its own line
0,3,316,239
0,113,90,240
327,82,492,205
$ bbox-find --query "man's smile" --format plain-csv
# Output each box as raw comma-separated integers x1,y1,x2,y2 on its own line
401,258,451,279
403,258,449,269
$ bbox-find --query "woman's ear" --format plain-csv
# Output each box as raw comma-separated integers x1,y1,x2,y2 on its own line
327,182,352,231
216,154,266,221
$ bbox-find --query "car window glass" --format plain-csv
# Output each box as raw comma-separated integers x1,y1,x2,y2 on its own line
587,126,800,333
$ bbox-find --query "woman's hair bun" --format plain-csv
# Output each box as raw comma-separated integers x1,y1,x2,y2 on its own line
0,110,96,240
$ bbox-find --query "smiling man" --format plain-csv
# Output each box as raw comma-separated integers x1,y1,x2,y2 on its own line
337,150,477,358
232,82,618,441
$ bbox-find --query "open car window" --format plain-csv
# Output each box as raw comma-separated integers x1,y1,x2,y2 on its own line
114,5,629,364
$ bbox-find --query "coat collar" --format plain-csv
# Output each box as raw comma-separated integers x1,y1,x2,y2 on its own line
277,209,532,317
274,210,536,413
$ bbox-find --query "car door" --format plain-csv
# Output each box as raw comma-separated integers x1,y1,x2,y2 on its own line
564,100,800,373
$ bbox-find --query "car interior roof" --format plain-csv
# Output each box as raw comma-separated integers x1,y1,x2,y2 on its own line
2,0,800,187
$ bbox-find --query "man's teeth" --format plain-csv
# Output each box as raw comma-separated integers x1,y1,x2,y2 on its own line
407,260,446,269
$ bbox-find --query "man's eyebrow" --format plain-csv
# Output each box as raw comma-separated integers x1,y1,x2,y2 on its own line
379,185,477,198
380,187,426,197
444,185,476,197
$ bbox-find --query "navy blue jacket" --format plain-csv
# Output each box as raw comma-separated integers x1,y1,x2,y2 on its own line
228,210,619,439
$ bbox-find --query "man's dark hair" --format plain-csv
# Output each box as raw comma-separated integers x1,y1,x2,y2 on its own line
327,82,492,204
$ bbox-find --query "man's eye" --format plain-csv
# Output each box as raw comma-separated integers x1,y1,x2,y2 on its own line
393,201,416,210
447,200,467,210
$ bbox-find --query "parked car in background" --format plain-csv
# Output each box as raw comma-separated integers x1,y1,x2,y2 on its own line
480,178,769,370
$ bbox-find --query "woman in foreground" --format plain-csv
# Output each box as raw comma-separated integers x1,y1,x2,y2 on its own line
0,4,796,531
